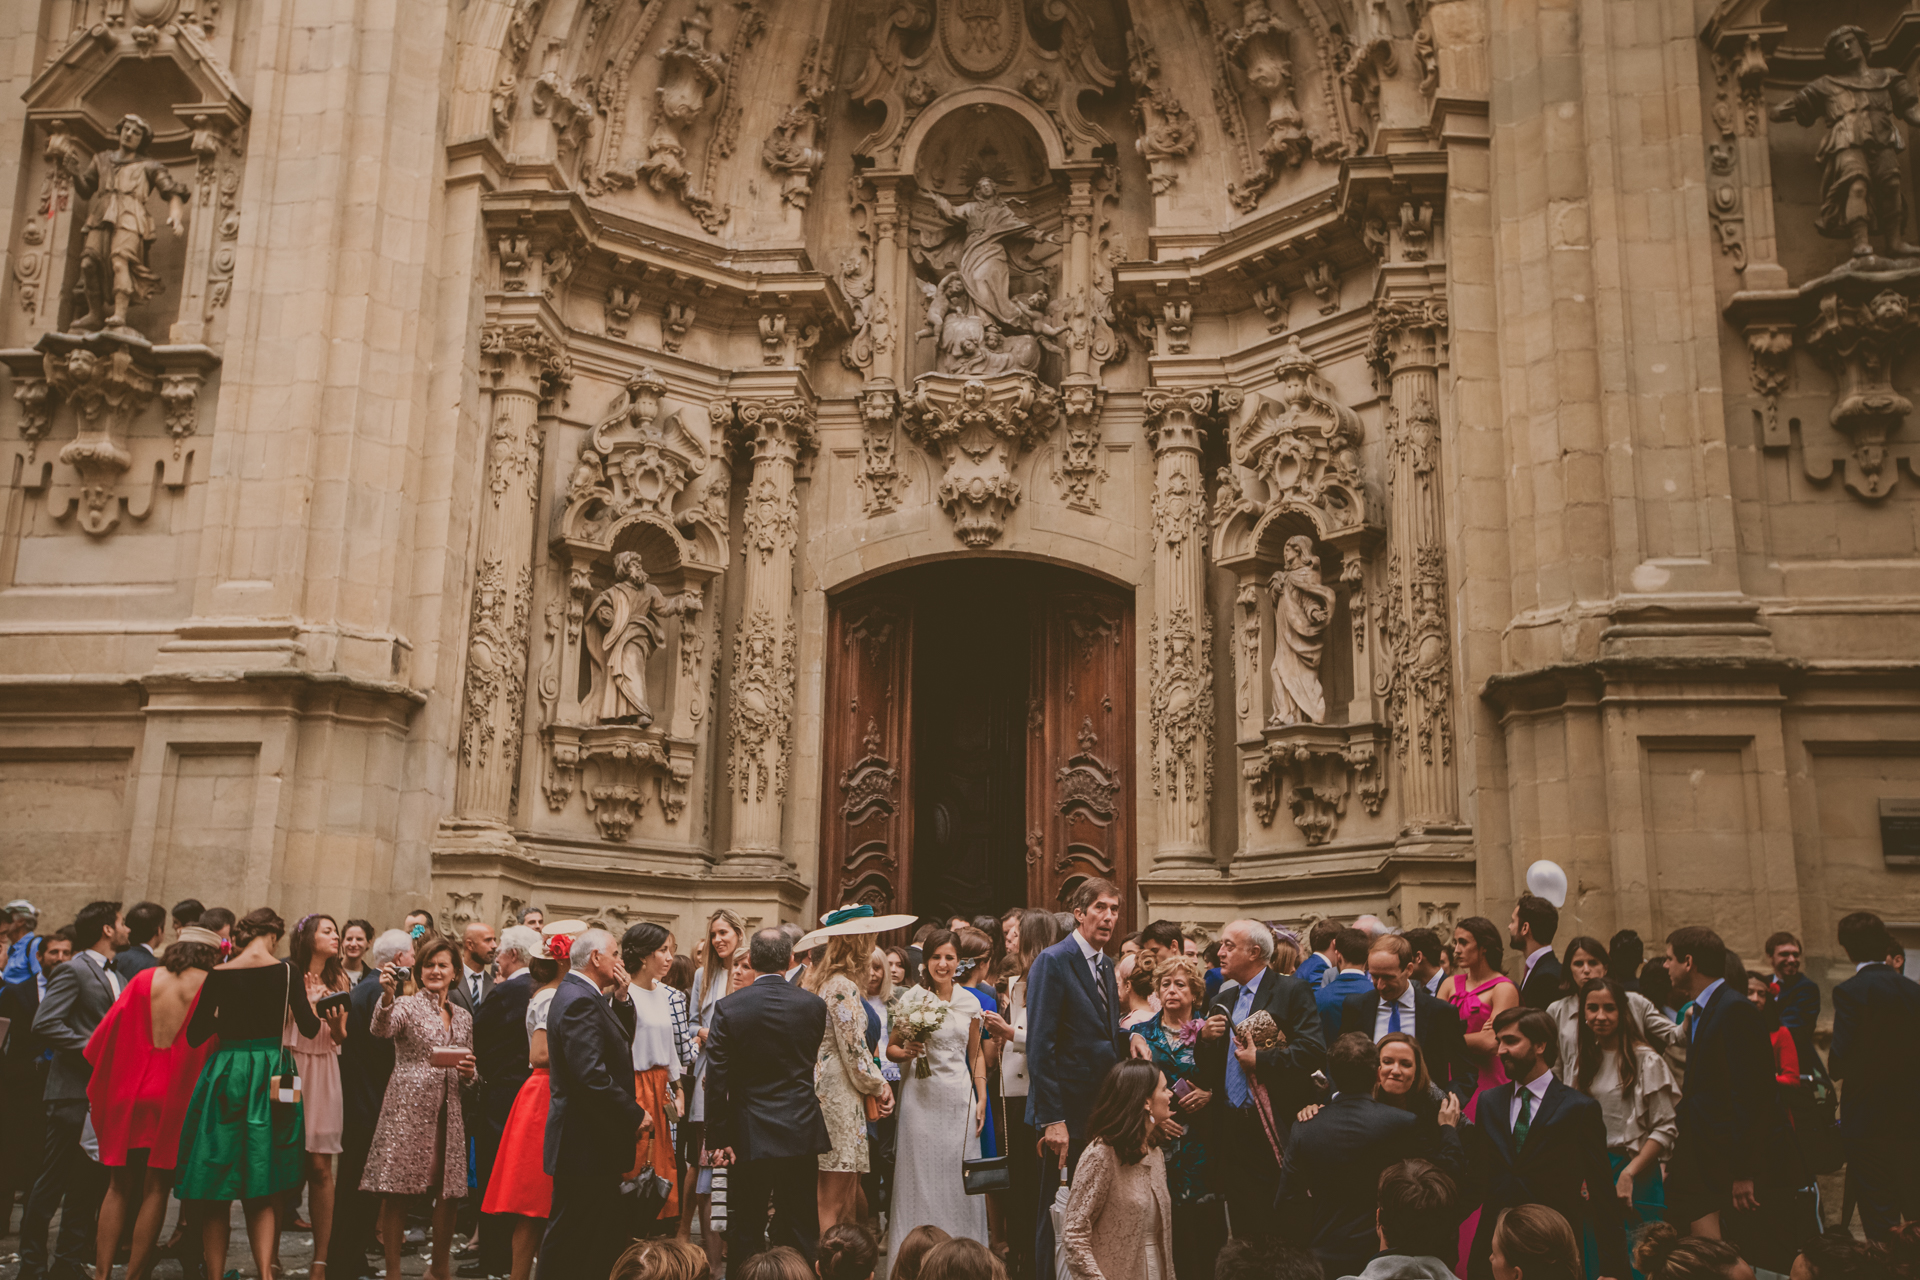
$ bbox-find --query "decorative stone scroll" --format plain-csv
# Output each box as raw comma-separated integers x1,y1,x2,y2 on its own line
1245,723,1388,845
901,372,1061,547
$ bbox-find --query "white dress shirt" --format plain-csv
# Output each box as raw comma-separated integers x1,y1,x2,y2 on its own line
1373,983,1418,1040
1689,977,1725,1039
1508,1068,1552,1130
1070,929,1103,988
464,964,487,1004
1424,971,1444,995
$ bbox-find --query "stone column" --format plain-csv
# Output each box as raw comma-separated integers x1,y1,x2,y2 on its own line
1368,300,1459,831
721,394,818,871
1142,387,1224,869
440,323,569,853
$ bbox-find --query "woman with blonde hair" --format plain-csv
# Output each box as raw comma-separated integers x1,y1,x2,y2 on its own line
1126,956,1220,1280
683,908,745,1250
801,906,910,1231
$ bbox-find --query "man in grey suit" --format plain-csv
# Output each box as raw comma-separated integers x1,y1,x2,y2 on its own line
22,900,128,1280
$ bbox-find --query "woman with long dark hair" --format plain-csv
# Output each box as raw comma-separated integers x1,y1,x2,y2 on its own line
1546,937,1681,1077
887,928,988,1255
1060,1060,1175,1280
85,927,223,1280
177,908,322,1280
1571,977,1677,1274
287,912,353,1270
683,908,744,1257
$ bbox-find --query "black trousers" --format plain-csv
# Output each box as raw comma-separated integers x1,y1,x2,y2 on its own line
540,1172,629,1280
1171,1198,1229,1280
1004,1108,1040,1280
1218,1106,1280,1241
328,1124,380,1278
475,1092,514,1275
19,1098,106,1280
727,1154,818,1271
1848,1129,1920,1242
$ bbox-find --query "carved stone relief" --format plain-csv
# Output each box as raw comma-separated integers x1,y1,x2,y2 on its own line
902,373,1061,546
1127,33,1198,196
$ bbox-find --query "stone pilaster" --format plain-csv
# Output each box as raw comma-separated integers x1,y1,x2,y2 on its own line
722,394,818,872
1368,301,1459,831
439,323,569,854
1142,387,1226,869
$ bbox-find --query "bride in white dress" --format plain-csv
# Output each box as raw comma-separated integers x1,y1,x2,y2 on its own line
886,929,989,1254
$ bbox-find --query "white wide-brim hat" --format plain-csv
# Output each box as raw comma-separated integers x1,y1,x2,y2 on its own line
796,904,918,953
541,918,591,938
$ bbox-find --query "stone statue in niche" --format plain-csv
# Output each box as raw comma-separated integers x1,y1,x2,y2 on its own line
1270,535,1336,725
917,274,1066,375
48,115,190,334
585,551,699,727
1770,26,1920,261
926,178,1059,331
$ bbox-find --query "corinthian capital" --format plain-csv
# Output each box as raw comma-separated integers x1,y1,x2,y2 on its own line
1143,385,1241,455
724,396,820,465
481,323,571,398
1366,298,1449,380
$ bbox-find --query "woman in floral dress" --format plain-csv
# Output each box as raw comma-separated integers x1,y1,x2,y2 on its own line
802,907,911,1232
1129,956,1220,1280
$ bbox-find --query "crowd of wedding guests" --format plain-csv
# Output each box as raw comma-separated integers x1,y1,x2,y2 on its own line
1,882,1917,1280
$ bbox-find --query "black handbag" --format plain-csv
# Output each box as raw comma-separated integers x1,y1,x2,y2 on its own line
621,1167,674,1219
963,1087,1009,1195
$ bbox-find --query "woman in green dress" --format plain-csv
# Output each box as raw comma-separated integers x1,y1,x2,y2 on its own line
1128,955,1221,1280
178,907,320,1280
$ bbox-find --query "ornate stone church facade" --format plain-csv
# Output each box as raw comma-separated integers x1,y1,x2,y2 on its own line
3,0,1918,967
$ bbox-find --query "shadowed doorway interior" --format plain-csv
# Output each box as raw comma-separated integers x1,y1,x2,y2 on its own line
818,558,1135,927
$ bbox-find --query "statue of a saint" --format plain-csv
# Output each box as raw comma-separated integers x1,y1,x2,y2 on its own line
585,551,697,726
1770,26,1920,260
1270,534,1336,725
51,115,190,333
928,178,1057,330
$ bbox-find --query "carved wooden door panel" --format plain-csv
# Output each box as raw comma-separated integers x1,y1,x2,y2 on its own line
820,589,914,914
1027,585,1134,925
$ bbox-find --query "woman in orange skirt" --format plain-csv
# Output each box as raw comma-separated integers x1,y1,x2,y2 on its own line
481,934,570,1280
620,922,691,1234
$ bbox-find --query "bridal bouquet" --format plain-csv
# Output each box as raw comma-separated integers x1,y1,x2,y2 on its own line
890,985,950,1078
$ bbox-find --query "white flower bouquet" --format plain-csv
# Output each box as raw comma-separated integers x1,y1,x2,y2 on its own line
890,985,950,1078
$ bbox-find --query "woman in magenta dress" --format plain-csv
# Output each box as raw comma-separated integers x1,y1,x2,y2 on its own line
85,926,225,1280
1438,915,1518,1270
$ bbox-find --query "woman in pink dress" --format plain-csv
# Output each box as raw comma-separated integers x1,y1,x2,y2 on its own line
287,913,352,1275
1438,915,1518,1269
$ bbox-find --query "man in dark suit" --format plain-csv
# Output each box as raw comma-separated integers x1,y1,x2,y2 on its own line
1661,925,1778,1235
1828,911,1920,1241
539,929,648,1280
23,901,127,1280
1764,930,1820,1061
1510,894,1562,1010
1294,919,1341,990
1342,934,1469,1103
466,926,539,1279
110,901,166,981
329,929,412,1279
1314,928,1376,1039
1198,917,1326,1242
1463,1007,1626,1280
449,920,497,1013
0,932,71,1215
1276,1033,1464,1277
708,926,832,1264
1025,877,1131,1263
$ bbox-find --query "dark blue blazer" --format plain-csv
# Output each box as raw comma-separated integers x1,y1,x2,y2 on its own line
1025,935,1128,1133
1676,979,1779,1189
1341,985,1472,1103
543,972,646,1179
1294,953,1330,989
1829,962,1920,1137
1198,970,1327,1119
1465,1076,1626,1280
706,973,831,1162
1314,969,1374,1039
1770,972,1820,1040
339,969,395,1137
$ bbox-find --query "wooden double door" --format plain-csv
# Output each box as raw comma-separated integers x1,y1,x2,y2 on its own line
819,561,1134,926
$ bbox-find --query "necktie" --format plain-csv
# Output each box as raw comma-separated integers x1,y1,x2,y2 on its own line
1225,986,1255,1109
472,973,482,1002
1387,997,1402,1034
1514,1087,1533,1151
1096,956,1112,1022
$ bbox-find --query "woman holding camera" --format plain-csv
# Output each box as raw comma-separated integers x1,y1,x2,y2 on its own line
287,913,353,1270
360,935,477,1280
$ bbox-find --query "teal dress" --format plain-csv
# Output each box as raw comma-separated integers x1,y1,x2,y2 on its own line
176,961,320,1201
1137,1017,1212,1202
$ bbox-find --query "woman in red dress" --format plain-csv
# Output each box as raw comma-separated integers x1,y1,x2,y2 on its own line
481,932,572,1280
86,926,225,1280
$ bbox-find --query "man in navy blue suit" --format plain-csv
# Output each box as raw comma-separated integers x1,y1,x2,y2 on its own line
1341,933,1470,1103
1314,927,1375,1039
1662,925,1779,1235
1025,876,1129,1265
1764,931,1820,1061
1462,1007,1626,1280
1829,910,1920,1241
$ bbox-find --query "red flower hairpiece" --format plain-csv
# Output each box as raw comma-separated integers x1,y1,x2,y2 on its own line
546,934,573,961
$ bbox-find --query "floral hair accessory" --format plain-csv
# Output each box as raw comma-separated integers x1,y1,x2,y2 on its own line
218,937,235,957
546,933,574,961
1176,1018,1205,1046
294,913,317,934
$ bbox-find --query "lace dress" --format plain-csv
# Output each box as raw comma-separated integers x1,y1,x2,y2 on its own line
815,973,889,1172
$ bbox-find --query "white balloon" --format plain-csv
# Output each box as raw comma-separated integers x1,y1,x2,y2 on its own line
1524,859,1568,909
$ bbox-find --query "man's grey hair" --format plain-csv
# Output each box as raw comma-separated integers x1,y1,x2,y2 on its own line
498,925,540,966
570,927,615,969
1353,914,1388,938
517,904,544,923
1226,918,1275,962
368,928,413,969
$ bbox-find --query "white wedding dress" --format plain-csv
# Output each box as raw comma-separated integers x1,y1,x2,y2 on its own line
887,983,989,1255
